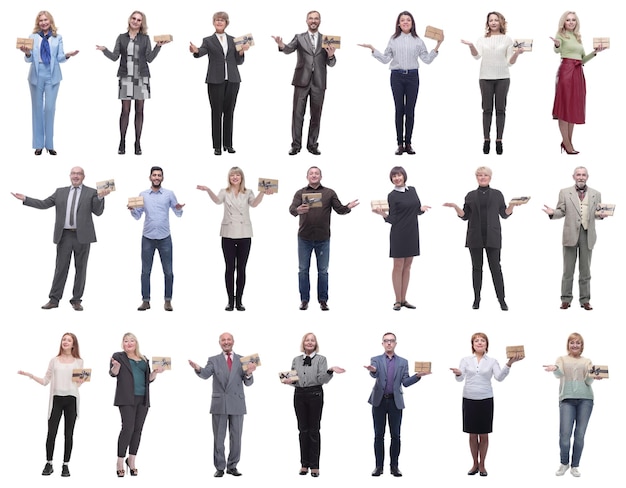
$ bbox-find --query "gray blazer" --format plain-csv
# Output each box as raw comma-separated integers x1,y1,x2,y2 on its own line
550,186,601,249
368,354,419,410
194,34,244,84
280,32,336,89
101,32,161,78
196,352,253,415
23,186,104,244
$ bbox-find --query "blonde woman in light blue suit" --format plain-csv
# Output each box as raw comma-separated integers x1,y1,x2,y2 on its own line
20,11,78,155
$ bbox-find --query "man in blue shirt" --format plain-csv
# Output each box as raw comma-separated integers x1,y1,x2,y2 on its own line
130,166,184,311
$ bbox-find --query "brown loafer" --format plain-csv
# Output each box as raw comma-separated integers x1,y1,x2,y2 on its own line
319,301,329,311
580,302,593,311
71,302,83,311
299,301,309,310
41,301,58,310
560,302,571,310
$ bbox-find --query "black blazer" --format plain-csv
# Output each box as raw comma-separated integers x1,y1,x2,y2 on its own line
194,34,244,84
102,32,161,77
110,351,152,407
460,187,510,249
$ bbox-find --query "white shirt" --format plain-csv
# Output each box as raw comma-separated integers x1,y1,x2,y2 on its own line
455,354,510,400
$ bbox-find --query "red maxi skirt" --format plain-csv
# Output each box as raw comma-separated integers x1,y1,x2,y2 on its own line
552,58,586,124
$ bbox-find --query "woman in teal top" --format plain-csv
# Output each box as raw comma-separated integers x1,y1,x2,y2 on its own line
551,11,605,154
544,332,602,478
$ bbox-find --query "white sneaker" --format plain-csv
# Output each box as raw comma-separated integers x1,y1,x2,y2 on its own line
570,467,581,477
555,464,569,476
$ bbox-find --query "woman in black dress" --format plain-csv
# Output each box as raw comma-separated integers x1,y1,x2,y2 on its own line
373,166,430,310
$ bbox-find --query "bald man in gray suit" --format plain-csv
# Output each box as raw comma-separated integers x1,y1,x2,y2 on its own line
543,166,611,310
189,332,256,477
12,166,109,310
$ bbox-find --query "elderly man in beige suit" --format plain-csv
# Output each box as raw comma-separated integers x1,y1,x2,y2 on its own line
543,166,611,310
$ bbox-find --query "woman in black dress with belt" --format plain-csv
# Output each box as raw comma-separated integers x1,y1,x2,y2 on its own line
373,166,430,310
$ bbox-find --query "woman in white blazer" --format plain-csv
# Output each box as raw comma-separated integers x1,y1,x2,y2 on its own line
197,167,273,310
20,11,78,155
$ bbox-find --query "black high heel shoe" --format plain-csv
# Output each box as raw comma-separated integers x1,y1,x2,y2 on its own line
224,146,236,154
134,142,142,155
482,140,490,154
46,149,57,156
34,148,43,156
125,458,138,476
118,141,126,155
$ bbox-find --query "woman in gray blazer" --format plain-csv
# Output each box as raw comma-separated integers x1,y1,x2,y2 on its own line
96,11,169,155
110,333,163,477
197,167,272,311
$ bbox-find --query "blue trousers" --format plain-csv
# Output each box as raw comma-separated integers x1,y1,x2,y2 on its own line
372,396,403,468
141,235,173,300
390,70,419,145
29,63,60,149
559,398,593,467
298,238,329,302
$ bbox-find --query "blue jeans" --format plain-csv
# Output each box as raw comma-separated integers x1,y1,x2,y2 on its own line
559,398,593,467
372,397,403,468
298,238,329,302
141,235,173,300
390,70,419,145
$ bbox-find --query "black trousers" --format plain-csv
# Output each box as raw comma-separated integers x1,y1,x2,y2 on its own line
221,237,252,304
117,396,149,457
469,247,505,301
46,395,78,462
294,386,324,469
208,81,240,149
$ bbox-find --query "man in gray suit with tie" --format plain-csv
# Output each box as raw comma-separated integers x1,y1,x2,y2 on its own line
365,332,429,477
12,166,108,310
189,332,256,477
272,11,337,156
543,166,611,310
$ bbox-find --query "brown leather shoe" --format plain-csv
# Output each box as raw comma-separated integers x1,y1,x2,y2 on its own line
164,300,173,311
299,300,309,310
395,145,404,155
560,302,571,309
71,302,83,311
137,301,150,311
580,302,593,311
41,301,58,310
320,301,329,311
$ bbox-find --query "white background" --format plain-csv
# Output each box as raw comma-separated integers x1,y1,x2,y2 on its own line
2,1,622,487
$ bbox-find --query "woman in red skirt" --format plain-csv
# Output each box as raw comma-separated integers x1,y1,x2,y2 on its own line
551,11,605,154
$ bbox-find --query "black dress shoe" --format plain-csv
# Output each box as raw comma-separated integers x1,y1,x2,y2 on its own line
483,140,491,154
214,148,222,155
224,146,236,154
371,467,383,476
236,304,246,311
42,463,53,476
299,300,309,310
404,144,415,155
480,471,488,477
134,142,142,155
289,147,300,155
472,300,480,310
61,465,70,477
499,300,509,311
226,468,242,476
41,301,59,310
225,304,234,311
299,468,309,475
307,147,321,155
214,470,225,477
395,145,404,155
310,471,319,477
496,140,503,155
47,149,57,156
319,301,329,311
468,468,479,475
390,466,402,477
35,148,43,156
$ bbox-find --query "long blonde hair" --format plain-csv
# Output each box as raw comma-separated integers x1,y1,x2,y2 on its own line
556,11,581,43
32,11,58,36
226,167,247,193
121,332,145,360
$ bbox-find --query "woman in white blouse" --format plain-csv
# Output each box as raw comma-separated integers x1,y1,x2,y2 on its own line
197,167,272,310
18,333,84,477
450,332,523,477
461,12,523,155
359,11,443,155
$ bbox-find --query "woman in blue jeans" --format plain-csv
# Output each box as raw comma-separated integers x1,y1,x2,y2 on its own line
544,332,601,478
358,11,443,155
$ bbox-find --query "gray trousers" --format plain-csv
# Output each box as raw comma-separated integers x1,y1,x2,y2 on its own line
561,227,592,304
212,414,244,470
479,78,510,140
49,229,90,304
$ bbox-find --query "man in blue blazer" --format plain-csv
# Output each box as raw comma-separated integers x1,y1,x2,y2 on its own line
12,166,108,310
272,11,336,155
189,332,256,477
365,332,429,477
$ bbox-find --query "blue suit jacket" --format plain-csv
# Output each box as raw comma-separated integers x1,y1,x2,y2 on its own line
25,33,66,85
368,353,420,409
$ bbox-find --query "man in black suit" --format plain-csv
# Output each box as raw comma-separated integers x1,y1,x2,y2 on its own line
12,166,108,310
272,11,336,155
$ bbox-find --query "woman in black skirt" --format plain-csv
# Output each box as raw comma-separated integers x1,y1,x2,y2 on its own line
450,332,523,476
373,166,430,310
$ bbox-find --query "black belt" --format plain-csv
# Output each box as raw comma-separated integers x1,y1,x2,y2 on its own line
383,393,394,399
392,69,418,74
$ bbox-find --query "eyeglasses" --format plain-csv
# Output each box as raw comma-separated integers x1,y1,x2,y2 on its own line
383,339,396,344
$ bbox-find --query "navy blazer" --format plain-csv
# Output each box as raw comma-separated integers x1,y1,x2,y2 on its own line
110,351,153,407
194,34,244,84
23,185,104,244
460,187,510,249
25,33,67,85
102,32,161,77
368,354,420,410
